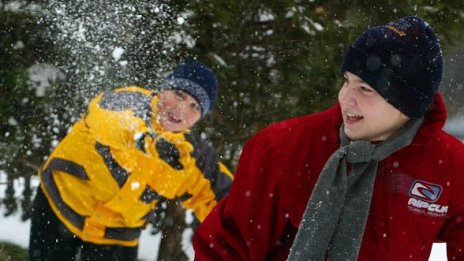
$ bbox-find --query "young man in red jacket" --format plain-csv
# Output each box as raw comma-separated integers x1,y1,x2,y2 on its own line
193,16,464,260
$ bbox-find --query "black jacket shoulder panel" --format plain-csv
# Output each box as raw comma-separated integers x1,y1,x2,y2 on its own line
185,132,232,200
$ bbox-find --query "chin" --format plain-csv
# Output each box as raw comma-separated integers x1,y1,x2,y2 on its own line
343,127,356,140
164,126,177,132
167,125,184,132
160,122,173,132
345,131,366,141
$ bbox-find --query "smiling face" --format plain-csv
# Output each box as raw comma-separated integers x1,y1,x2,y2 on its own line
157,89,202,132
338,72,410,141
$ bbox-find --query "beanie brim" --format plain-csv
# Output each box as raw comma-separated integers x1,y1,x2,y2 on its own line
159,78,211,117
341,45,437,119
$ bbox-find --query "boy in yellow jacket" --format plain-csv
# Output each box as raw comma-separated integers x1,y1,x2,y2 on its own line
28,60,233,261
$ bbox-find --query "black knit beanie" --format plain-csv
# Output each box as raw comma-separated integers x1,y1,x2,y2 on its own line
340,16,443,118
159,59,219,117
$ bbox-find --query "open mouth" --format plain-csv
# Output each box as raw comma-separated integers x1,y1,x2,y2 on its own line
167,112,181,124
345,112,363,123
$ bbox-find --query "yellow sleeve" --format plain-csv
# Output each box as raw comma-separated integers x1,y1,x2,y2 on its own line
179,162,234,222
83,87,154,150
178,167,219,222
136,131,218,221
166,133,234,222
134,131,195,199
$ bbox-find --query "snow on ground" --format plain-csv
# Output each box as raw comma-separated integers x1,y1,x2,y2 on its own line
0,173,446,260
0,209,167,261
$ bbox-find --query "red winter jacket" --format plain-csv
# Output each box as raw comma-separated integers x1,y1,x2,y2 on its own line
193,94,464,261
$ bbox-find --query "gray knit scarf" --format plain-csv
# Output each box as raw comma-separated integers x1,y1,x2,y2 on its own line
288,118,423,261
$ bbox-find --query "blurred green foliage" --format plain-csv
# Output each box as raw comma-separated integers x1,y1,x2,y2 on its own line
181,0,464,165
0,5,63,218
0,241,27,261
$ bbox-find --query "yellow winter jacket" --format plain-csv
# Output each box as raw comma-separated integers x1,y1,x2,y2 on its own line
39,86,233,247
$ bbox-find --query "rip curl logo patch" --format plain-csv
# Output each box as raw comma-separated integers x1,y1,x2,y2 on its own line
409,180,442,202
407,180,447,217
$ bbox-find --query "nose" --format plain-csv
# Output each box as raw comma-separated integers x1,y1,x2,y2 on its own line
338,83,356,107
175,101,189,116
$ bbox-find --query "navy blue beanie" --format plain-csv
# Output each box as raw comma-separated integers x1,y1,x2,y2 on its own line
340,16,443,118
159,59,219,117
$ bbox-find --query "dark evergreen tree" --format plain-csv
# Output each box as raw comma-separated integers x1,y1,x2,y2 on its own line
176,1,464,167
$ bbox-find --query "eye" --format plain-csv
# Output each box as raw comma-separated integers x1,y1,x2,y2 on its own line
191,102,201,112
175,90,185,100
360,86,374,93
341,74,349,87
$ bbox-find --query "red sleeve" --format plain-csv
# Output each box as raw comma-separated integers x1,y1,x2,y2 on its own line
436,140,464,260
193,129,291,260
437,187,464,260
439,215,464,260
